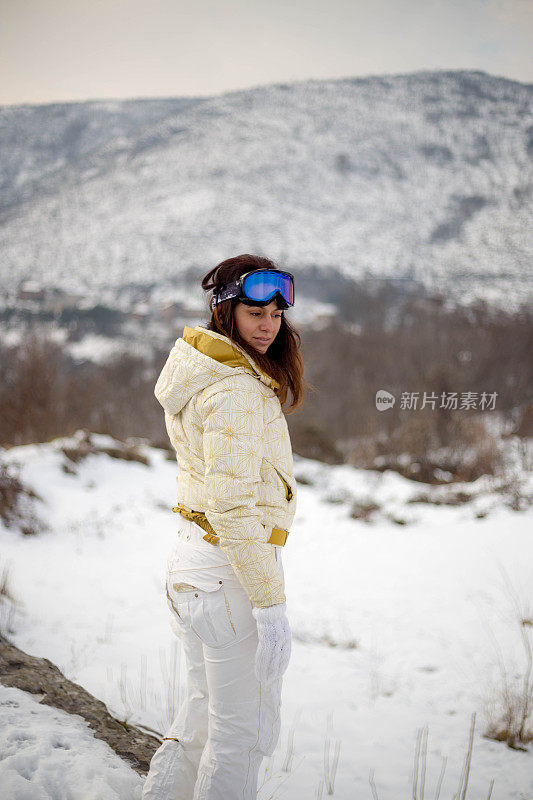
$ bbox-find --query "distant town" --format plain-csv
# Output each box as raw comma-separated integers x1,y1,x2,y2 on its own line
0,279,206,356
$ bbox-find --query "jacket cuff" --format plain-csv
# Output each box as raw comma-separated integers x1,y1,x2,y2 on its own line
252,602,287,622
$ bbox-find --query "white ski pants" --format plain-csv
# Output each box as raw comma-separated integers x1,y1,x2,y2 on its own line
142,523,285,799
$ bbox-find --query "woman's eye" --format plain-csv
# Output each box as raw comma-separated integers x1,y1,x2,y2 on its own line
250,312,282,318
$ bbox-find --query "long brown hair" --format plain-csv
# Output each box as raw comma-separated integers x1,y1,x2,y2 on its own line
201,254,306,413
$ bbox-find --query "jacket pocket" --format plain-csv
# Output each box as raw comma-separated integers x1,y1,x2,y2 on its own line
273,465,293,502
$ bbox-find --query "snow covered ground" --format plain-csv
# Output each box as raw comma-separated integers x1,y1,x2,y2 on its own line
1,432,532,799
0,684,142,799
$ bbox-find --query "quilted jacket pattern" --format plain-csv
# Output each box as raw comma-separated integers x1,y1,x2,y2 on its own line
154,325,297,608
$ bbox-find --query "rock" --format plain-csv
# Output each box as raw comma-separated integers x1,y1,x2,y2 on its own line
0,633,159,775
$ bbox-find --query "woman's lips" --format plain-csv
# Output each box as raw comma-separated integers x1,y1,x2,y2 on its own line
254,337,271,344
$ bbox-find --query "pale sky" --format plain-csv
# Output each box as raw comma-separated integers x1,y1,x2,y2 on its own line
1,0,532,106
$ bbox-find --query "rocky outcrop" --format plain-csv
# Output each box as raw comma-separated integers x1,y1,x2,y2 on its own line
0,633,159,775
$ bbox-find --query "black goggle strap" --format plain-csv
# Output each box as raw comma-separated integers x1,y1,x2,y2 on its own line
213,280,242,304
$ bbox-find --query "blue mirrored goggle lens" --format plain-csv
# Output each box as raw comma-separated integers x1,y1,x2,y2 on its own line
243,271,294,305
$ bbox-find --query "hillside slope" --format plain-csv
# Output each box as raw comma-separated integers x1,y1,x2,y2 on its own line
1,70,531,308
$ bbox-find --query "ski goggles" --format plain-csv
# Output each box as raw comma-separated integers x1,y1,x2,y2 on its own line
213,268,295,309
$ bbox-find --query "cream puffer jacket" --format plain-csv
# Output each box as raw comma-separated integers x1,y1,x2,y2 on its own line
154,325,297,608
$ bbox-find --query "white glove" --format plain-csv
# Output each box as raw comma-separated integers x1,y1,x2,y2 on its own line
251,602,292,684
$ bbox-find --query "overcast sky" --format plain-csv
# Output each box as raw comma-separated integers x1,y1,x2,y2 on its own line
2,0,532,106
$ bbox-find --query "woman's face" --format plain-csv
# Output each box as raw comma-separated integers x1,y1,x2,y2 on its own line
234,300,283,354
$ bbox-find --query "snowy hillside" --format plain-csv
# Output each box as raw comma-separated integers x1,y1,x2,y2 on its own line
1,70,532,309
1,431,532,798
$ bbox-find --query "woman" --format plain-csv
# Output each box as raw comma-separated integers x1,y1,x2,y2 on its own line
142,254,305,800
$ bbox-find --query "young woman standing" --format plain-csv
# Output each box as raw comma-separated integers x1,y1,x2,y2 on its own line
142,254,305,799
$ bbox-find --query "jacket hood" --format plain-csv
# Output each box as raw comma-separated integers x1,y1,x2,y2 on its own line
154,325,280,416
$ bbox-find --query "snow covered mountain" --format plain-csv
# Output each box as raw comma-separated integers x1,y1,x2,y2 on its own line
1,70,532,309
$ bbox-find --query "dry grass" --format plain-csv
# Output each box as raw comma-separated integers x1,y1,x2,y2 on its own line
480,566,533,750
369,713,495,800
0,563,19,637
0,460,44,536
60,430,150,467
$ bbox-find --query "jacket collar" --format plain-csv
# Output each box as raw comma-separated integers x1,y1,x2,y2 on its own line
182,326,280,392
